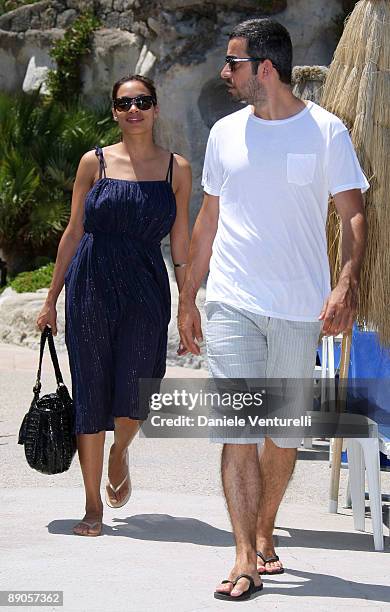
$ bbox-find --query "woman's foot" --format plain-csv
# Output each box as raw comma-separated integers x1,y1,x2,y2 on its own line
73,504,103,536
105,444,131,508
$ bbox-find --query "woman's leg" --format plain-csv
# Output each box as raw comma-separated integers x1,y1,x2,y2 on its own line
106,417,140,505
73,431,106,535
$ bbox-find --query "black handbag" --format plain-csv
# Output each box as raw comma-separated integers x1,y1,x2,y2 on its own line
18,326,77,474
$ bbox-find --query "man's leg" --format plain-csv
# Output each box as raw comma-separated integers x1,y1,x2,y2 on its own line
205,302,266,596
255,316,322,573
256,438,297,573
216,444,262,597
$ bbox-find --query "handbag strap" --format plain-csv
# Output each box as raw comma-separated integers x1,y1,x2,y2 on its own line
33,326,64,396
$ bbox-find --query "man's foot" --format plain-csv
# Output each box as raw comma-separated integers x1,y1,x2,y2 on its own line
105,444,131,508
214,563,262,599
256,539,284,574
73,506,103,537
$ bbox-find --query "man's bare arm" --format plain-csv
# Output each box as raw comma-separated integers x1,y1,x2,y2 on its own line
319,188,367,335
178,193,219,354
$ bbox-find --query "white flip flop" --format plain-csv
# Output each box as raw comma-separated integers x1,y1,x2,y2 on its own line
105,451,132,508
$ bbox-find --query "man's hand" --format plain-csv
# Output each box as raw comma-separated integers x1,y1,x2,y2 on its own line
321,188,366,336
319,280,357,336
175,192,219,355
178,296,203,355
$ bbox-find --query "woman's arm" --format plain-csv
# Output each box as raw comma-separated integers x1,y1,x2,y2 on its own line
36,150,98,334
170,154,192,293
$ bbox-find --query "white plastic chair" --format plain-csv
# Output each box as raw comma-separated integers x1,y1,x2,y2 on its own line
320,335,385,551
347,435,384,551
308,336,337,454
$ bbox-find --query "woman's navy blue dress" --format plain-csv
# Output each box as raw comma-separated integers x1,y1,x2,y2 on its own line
65,147,176,434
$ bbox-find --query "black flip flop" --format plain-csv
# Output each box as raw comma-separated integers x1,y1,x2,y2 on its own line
257,551,285,575
214,573,263,601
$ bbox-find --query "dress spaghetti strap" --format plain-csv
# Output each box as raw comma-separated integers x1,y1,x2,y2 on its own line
165,153,174,185
94,146,106,179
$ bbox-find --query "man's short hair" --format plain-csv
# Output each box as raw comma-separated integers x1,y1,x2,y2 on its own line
229,18,292,85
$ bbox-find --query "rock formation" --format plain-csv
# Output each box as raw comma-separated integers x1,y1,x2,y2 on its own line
0,259,208,368
0,0,336,365
1,0,344,223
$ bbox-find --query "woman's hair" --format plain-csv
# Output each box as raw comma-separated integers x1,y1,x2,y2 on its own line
111,74,157,103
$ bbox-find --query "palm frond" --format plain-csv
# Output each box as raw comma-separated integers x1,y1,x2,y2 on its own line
0,151,39,243
0,92,118,273
46,148,76,192
0,149,40,206
27,199,70,246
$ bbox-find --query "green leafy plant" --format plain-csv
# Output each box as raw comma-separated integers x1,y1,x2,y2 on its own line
9,262,54,293
0,0,40,17
46,11,100,102
0,91,119,275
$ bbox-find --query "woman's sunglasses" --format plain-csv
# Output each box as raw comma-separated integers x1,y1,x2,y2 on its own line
113,95,156,112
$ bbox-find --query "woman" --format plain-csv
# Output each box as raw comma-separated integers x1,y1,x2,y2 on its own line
37,74,191,536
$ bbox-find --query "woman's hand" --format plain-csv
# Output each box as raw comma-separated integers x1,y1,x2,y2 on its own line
177,341,188,356
36,301,58,335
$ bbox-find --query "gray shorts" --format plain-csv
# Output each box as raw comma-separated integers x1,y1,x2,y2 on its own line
205,301,322,448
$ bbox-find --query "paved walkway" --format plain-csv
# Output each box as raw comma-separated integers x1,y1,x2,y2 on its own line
1,342,389,611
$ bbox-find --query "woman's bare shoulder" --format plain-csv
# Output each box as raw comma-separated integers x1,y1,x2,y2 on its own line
77,149,100,179
172,152,191,171
171,152,191,195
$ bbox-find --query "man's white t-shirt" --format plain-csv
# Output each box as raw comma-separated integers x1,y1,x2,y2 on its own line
201,101,369,322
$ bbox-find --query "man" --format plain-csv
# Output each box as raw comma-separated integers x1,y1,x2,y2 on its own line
178,18,368,602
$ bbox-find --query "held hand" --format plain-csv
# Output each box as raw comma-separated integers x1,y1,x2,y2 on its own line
177,342,189,356
177,298,203,356
319,281,357,336
36,301,58,335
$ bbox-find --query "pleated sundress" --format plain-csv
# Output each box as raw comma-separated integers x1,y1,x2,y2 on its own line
65,146,177,434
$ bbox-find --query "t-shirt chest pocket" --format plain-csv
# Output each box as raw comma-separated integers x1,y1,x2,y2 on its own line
287,153,316,186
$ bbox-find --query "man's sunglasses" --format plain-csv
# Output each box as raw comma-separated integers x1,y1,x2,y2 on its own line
113,95,156,112
224,55,278,72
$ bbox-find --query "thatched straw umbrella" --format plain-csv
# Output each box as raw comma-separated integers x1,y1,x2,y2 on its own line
320,0,389,518
321,0,390,345
292,65,328,103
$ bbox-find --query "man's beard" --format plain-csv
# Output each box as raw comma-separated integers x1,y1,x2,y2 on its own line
229,76,267,106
